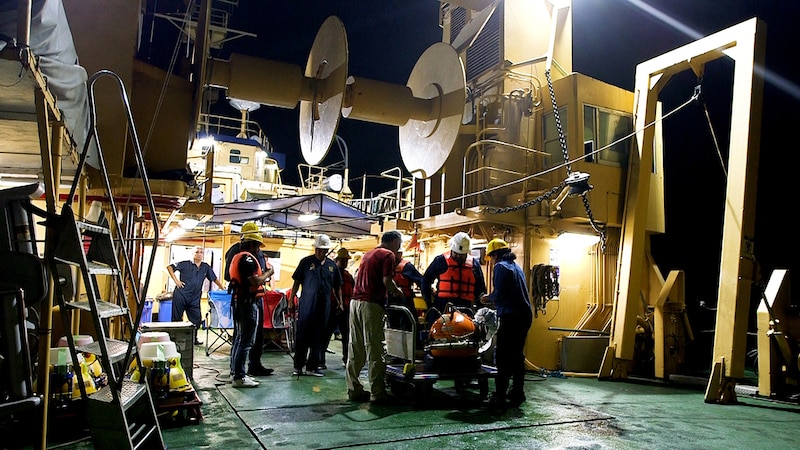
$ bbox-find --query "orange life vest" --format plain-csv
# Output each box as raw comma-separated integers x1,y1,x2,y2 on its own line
436,251,476,300
229,251,265,299
394,259,413,298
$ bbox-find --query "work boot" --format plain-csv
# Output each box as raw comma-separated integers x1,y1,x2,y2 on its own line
247,365,275,376
506,391,526,407
485,392,507,409
348,390,370,402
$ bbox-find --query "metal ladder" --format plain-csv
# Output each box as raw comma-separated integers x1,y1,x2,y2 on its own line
45,70,165,449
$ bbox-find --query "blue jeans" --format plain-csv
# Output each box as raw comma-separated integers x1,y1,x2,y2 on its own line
231,301,258,379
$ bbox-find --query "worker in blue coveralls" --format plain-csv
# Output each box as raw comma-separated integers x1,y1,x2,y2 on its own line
288,234,342,377
167,246,225,345
480,238,533,408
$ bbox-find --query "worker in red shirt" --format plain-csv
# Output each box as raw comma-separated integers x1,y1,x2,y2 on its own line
345,231,403,403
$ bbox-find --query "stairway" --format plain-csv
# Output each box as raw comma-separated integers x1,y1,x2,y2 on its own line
44,70,166,449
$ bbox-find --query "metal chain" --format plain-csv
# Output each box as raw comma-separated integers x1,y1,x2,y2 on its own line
580,192,607,253
545,69,572,174
485,69,607,253
547,68,606,253
485,181,565,214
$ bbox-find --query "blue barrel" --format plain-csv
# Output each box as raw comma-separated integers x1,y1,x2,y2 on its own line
140,300,154,323
158,300,173,322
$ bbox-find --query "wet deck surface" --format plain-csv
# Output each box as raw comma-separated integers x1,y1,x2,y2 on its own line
46,334,800,449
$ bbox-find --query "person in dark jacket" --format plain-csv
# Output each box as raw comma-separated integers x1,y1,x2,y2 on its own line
288,234,342,377
480,238,533,408
421,232,486,322
224,221,275,377
167,246,225,344
332,248,355,366
387,250,423,331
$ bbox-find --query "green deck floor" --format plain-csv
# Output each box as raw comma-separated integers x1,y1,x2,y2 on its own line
44,334,800,450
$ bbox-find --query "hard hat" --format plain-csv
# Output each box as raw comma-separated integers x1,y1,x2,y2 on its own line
450,232,471,254
335,248,351,260
486,238,509,257
313,234,332,249
241,232,265,246
240,222,259,234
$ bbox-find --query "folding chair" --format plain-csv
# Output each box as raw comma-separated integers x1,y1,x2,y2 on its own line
261,290,294,353
205,291,234,356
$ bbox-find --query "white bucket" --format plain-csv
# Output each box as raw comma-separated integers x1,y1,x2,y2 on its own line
138,332,171,350
140,341,180,361
58,335,94,348
50,347,72,366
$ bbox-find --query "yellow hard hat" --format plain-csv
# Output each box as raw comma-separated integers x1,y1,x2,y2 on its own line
241,232,265,246
336,248,351,260
240,222,259,234
485,238,509,258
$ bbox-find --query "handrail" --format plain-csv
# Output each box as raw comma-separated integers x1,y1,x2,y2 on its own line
68,70,161,383
196,112,269,148
349,167,413,221
297,163,327,191
461,137,549,209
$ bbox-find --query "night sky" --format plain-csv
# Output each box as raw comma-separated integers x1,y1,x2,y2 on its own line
214,1,798,335
572,0,800,366
570,1,798,303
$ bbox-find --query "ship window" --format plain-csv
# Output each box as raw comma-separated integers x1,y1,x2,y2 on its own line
543,106,568,169
583,105,632,168
228,149,249,164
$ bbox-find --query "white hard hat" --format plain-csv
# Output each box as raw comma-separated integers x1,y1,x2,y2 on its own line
313,234,332,249
450,232,471,254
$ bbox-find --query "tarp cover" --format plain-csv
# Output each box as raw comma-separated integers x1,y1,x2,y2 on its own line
210,193,374,238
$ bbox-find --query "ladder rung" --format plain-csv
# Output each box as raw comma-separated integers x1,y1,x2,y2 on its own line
130,423,158,450
53,255,80,267
65,299,129,319
86,261,119,275
75,220,111,235
53,257,119,276
89,380,147,409
77,339,136,363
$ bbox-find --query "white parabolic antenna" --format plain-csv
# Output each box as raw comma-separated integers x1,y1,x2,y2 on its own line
399,43,466,179
299,16,349,165
217,16,464,178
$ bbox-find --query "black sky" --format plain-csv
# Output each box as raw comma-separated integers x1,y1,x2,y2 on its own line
571,0,798,304
216,1,798,317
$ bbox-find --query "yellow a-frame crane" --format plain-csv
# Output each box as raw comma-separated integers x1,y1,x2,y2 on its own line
601,18,767,404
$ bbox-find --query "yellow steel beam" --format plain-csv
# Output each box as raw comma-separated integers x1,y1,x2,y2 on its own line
756,269,793,398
